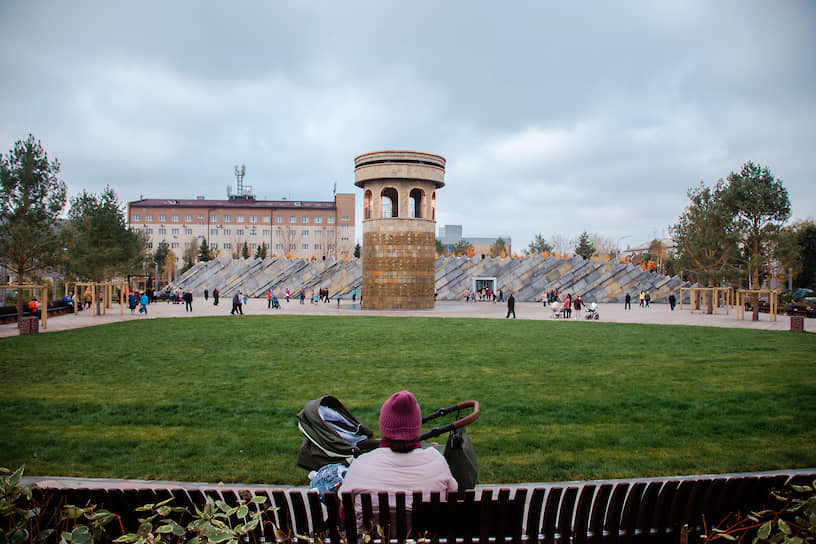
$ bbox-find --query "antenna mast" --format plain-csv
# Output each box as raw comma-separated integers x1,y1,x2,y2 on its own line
231,164,254,200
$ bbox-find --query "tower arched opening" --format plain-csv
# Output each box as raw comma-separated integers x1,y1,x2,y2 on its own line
381,187,399,218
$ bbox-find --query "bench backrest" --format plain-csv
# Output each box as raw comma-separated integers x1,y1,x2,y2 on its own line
35,472,815,544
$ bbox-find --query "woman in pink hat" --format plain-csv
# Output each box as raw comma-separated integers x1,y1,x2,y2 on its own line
339,391,458,523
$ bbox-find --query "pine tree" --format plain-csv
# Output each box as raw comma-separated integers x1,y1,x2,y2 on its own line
574,232,596,260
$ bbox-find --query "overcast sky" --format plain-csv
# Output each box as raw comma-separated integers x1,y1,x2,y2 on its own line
1,1,814,253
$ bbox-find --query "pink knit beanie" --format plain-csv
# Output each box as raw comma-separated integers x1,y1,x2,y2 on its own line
379,391,422,441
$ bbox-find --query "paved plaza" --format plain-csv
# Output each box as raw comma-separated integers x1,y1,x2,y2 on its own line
1,296,807,338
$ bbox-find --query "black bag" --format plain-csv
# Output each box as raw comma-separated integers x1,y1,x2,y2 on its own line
443,428,478,490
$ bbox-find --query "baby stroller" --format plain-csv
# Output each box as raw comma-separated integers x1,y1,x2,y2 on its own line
297,395,480,491
585,302,599,320
550,301,563,319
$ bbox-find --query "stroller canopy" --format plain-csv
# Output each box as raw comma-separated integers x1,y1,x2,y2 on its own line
296,395,377,471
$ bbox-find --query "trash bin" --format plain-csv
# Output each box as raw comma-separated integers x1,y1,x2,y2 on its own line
790,315,805,333
19,316,40,335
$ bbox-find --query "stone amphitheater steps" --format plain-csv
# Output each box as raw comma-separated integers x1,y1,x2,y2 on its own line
177,256,689,302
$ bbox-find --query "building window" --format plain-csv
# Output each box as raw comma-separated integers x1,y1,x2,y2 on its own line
315,216,322,224
211,215,218,222
276,229,282,237
314,243,321,250
341,216,350,222
145,228,153,234
185,215,193,222
184,242,191,249
250,243,257,249
289,244,296,251
262,216,270,223
262,229,270,236
210,243,217,249
328,217,335,224
132,214,140,222
302,216,309,224
171,228,179,235
302,230,309,237
236,229,244,235
289,216,296,223
171,242,179,249
276,216,283,223
158,228,166,235
198,215,205,220
302,244,309,250
145,214,153,221
250,215,257,223
146,242,153,249
223,228,231,235
185,228,193,235
223,215,231,222
172,215,179,222
198,235,205,240
314,229,322,238
159,214,167,221
327,244,334,251
224,243,231,249
341,236,349,241
237,216,245,223
276,243,283,250
133,227,140,233
250,230,257,237
211,229,218,236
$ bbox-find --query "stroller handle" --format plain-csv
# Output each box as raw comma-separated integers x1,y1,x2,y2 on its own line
418,400,480,441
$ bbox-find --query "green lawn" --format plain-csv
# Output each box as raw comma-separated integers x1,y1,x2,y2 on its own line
1,316,814,485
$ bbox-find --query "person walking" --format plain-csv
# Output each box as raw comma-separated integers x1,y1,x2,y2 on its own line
183,290,193,312
505,292,516,319
267,290,272,309
204,289,209,301
285,288,291,303
299,288,306,304
242,291,248,307
231,291,243,315
139,292,149,315
213,288,219,306
645,291,651,308
669,292,677,311
352,288,357,303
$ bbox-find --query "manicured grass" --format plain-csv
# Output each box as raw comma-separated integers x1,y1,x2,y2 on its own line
1,316,814,485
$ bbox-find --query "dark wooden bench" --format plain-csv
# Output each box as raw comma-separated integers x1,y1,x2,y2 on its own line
0,303,75,325
31,471,814,543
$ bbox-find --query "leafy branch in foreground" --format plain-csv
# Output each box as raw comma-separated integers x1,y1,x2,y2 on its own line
700,479,816,543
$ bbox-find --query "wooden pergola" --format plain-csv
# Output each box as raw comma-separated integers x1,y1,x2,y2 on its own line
70,281,127,316
8,283,48,329
679,287,735,315
736,289,779,322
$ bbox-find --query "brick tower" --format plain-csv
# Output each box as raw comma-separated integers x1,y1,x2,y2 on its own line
354,151,445,309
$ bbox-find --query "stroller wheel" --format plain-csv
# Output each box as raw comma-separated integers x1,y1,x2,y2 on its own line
594,314,599,320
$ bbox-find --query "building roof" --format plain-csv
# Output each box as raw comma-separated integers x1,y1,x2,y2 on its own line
128,197,347,210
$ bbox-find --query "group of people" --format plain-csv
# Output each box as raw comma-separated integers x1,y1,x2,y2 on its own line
623,290,652,310
463,287,504,303
125,291,150,314
537,288,586,319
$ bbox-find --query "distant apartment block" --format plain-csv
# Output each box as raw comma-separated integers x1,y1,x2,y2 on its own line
438,224,512,256
127,193,355,260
